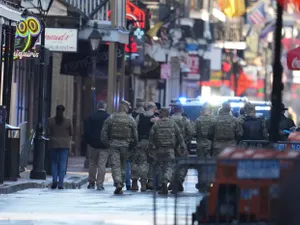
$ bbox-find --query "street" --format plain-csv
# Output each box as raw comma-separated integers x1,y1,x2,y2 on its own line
0,170,203,225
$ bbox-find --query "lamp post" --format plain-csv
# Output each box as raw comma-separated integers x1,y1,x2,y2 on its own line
88,23,102,110
30,0,53,180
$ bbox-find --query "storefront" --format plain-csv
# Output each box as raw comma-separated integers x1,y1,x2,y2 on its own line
0,2,22,123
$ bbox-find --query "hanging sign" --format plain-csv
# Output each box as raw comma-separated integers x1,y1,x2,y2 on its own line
2,15,43,61
160,64,170,79
287,46,300,70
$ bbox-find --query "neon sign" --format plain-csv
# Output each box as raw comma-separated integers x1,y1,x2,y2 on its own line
108,1,145,54
2,15,42,61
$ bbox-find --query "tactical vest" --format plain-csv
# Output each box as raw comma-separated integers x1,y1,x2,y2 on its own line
138,114,155,140
155,120,176,148
197,117,213,139
110,113,132,140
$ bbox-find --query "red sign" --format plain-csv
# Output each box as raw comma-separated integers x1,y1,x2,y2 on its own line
108,1,145,54
287,46,300,70
186,55,199,74
108,1,145,29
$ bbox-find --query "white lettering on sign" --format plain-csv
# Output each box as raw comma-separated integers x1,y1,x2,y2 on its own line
292,57,300,69
290,144,300,151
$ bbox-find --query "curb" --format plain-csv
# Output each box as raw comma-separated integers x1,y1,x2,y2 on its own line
0,175,89,194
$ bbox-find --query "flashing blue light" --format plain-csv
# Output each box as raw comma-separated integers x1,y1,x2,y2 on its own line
179,97,187,104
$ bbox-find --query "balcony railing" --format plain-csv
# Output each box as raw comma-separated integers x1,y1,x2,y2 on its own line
64,0,110,21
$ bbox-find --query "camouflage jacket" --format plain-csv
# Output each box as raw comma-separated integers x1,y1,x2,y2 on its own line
214,112,243,141
101,112,138,148
149,118,186,152
170,113,195,143
195,115,215,143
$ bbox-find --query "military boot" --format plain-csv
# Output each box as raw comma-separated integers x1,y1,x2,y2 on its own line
158,183,168,195
131,179,139,191
114,183,123,195
140,181,147,192
146,180,153,190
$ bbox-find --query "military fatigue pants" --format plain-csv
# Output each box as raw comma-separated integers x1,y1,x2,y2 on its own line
172,146,187,184
196,141,212,158
213,140,236,156
155,149,175,186
131,139,149,182
110,146,128,186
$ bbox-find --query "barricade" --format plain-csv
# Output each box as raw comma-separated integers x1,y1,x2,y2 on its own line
237,140,272,149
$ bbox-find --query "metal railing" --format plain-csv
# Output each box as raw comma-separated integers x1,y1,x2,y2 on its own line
64,0,110,20
151,148,300,225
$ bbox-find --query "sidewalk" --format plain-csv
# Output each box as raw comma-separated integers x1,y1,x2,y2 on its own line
0,156,90,194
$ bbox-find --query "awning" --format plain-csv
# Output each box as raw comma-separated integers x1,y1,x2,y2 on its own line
0,3,22,22
78,20,129,44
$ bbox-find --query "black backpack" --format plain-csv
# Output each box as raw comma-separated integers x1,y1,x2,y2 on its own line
242,117,264,140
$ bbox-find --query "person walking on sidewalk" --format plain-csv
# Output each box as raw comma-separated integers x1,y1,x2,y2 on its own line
47,105,73,189
84,101,110,190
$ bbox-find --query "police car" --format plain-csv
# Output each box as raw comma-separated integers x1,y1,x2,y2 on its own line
249,100,271,119
171,96,248,154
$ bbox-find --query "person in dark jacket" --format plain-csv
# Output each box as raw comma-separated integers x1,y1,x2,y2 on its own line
266,103,295,140
84,101,110,190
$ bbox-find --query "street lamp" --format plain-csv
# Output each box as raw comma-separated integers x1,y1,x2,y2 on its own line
29,0,54,180
88,22,102,110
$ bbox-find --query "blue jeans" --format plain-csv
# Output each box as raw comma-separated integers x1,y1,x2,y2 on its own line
51,148,68,186
125,160,131,187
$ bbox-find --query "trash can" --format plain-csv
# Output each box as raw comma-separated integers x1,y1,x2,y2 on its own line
5,125,20,181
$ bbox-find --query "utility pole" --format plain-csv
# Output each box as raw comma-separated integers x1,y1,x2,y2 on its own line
269,2,283,143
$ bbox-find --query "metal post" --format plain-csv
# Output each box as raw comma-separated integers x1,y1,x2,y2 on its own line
269,2,283,142
2,24,10,120
6,24,16,121
92,51,97,110
179,70,183,97
107,42,117,113
30,19,46,180
0,106,6,184
119,44,125,101
264,44,268,101
107,0,117,113
0,20,4,94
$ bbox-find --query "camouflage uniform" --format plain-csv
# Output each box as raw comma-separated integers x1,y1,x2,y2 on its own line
132,110,157,191
195,114,215,158
101,100,138,194
213,104,243,155
149,108,187,195
170,111,194,187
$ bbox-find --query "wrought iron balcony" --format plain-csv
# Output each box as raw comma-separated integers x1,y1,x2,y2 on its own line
64,0,110,21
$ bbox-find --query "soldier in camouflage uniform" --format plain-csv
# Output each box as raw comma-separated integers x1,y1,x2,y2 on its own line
101,100,138,194
128,98,145,190
148,108,187,195
195,103,215,158
212,102,243,155
131,98,145,119
194,103,215,191
131,102,158,192
169,102,194,193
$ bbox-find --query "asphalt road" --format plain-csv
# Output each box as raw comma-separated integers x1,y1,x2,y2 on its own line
0,170,203,225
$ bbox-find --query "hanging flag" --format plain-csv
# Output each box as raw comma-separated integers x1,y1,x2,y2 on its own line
247,1,266,24
259,20,276,39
